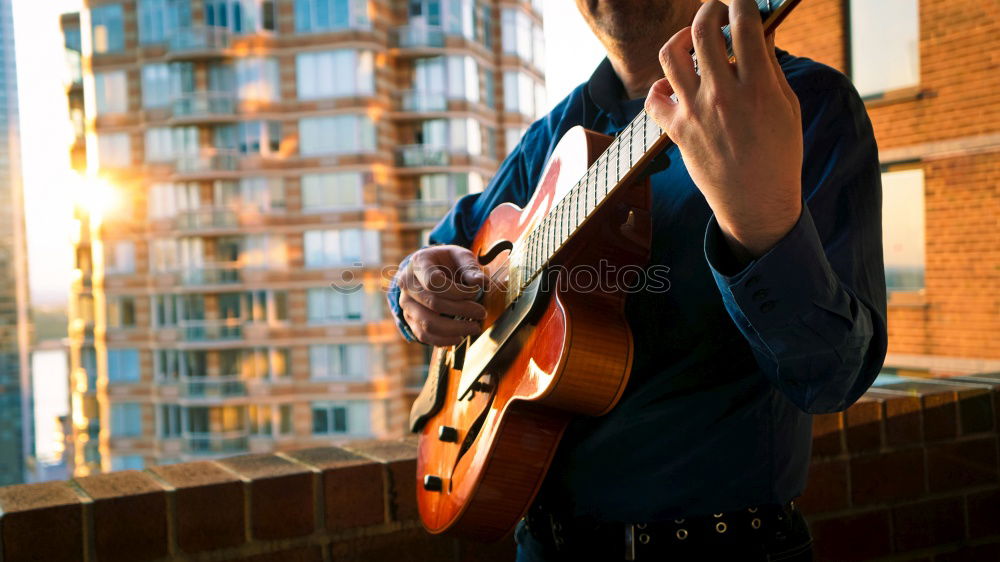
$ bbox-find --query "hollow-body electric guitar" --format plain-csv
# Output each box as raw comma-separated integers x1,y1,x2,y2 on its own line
411,0,803,541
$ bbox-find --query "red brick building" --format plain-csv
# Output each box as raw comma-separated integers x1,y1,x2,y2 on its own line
778,0,1000,375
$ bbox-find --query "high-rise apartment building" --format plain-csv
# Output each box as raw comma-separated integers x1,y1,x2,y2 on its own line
0,0,32,486
779,0,999,375
63,0,544,474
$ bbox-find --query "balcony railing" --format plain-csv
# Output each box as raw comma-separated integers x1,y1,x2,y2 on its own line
180,262,242,286
398,90,448,112
177,318,243,341
395,145,451,167
394,25,446,48
399,200,452,223
179,375,247,398
167,25,232,56
172,91,237,120
182,432,248,455
175,149,240,174
175,207,239,231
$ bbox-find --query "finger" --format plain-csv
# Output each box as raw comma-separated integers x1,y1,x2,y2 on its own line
644,78,682,138
446,246,488,289
690,0,733,86
403,300,481,345
657,27,699,102
730,0,771,83
765,34,797,107
411,251,481,300
403,281,487,320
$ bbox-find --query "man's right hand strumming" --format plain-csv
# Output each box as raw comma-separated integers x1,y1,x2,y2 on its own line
397,245,488,346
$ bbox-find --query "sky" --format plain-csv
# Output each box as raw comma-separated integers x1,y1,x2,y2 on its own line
12,1,606,307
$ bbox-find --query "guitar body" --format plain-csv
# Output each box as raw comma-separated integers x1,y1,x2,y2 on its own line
415,126,653,541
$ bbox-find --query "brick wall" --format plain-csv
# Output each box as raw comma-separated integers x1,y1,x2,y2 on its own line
2,373,998,561
777,0,1000,366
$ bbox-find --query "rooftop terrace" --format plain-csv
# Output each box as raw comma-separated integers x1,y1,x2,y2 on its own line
1,372,998,561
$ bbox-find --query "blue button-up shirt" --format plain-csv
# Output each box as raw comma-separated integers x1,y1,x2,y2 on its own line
388,52,887,522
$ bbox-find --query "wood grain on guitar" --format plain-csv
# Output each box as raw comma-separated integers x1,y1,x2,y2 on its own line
412,0,804,541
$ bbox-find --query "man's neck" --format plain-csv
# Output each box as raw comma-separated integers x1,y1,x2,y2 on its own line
602,3,700,100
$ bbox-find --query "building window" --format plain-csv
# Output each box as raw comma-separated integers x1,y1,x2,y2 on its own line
110,403,142,436
138,0,192,44
411,56,479,105
94,71,127,115
307,288,363,323
204,0,276,34
105,240,136,274
303,228,380,267
234,57,281,102
301,172,364,210
418,118,482,155
97,133,132,168
311,401,370,436
108,349,141,382
142,63,194,108
279,404,293,434
882,167,925,291
110,455,145,471
299,115,376,156
503,71,545,119
249,405,273,436
107,297,136,329
91,4,125,54
149,182,200,220
309,344,370,379
505,126,527,156
294,0,370,32
145,127,199,162
501,8,543,68
296,50,374,99
419,173,480,201
159,404,182,437
215,121,282,156
849,0,919,98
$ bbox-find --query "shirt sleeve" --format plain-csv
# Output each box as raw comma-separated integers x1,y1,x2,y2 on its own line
703,81,888,414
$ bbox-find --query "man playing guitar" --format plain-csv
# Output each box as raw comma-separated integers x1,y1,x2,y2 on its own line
388,0,887,559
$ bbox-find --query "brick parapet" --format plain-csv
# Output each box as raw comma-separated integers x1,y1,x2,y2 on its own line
2,375,998,561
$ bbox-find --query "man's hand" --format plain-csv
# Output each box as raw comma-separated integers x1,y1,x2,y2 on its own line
398,245,488,346
644,0,803,264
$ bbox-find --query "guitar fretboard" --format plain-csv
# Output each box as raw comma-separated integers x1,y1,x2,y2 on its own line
505,0,798,304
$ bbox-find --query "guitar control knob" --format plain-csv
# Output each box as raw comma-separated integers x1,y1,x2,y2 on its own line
423,475,443,492
438,426,459,442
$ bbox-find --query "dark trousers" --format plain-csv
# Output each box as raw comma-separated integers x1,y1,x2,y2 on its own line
514,507,814,562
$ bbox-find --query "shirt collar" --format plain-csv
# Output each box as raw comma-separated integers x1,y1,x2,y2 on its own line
586,57,648,129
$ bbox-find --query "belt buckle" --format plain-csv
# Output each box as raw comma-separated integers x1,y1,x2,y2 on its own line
625,523,636,561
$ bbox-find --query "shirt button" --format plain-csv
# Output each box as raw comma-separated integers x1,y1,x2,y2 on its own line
752,289,769,301
760,301,776,313
745,275,761,288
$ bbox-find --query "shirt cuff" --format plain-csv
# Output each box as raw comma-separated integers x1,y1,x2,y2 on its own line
703,205,844,334
387,255,417,343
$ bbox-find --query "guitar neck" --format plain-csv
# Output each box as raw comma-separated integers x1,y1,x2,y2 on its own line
507,0,803,302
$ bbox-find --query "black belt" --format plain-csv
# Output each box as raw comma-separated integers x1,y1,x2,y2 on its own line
523,501,810,561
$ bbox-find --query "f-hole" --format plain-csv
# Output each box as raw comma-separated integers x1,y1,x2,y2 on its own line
478,240,513,266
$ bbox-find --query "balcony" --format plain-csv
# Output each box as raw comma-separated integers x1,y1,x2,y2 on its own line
399,199,452,223
182,432,248,455
166,25,232,58
393,25,446,48
180,262,241,286
398,90,448,112
171,91,237,123
177,318,243,341
174,149,240,176
178,375,246,399
174,207,239,231
395,145,450,167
